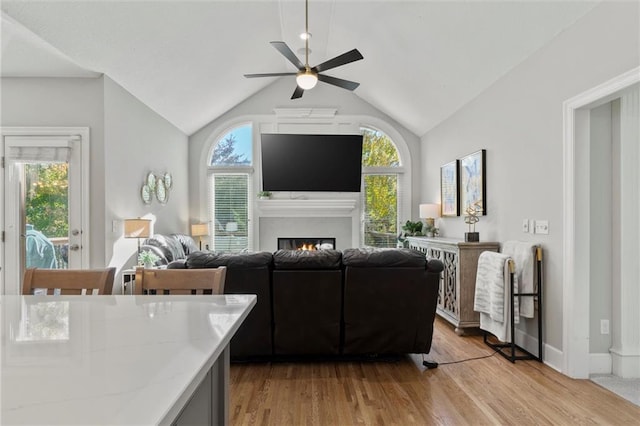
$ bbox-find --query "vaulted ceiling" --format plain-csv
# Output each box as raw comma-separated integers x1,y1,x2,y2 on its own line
1,1,598,136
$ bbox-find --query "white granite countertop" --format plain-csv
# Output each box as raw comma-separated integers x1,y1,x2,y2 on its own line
1,294,256,425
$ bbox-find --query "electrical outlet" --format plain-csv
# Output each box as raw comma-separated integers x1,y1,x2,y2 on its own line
600,319,610,335
522,219,529,233
534,220,549,234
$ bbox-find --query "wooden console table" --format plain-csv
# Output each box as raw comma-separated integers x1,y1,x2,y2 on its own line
407,237,500,335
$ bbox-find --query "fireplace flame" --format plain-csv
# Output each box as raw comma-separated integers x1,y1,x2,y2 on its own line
297,243,317,251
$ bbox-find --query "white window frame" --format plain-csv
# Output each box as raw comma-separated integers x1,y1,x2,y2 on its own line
360,126,407,247
206,123,255,252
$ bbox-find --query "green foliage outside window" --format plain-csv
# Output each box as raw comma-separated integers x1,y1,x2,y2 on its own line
25,163,69,238
362,128,400,247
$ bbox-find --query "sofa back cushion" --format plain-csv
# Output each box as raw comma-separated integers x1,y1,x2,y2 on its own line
186,251,273,269
171,233,199,255
273,249,342,270
342,247,426,268
143,234,186,263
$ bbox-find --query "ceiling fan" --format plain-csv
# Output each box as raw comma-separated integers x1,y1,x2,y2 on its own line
244,0,363,99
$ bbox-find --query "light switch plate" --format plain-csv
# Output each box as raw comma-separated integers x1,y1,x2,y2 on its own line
529,219,536,234
534,220,549,234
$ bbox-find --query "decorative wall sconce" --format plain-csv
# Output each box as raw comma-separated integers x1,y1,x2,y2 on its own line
141,172,172,204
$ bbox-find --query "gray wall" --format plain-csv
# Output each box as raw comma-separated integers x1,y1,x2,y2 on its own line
1,76,189,291
103,76,189,274
420,2,639,352
589,102,614,354
1,77,106,267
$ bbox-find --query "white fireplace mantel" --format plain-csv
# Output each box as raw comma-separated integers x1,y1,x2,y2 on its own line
257,199,357,217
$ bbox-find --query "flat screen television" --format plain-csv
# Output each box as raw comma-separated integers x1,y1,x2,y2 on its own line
261,133,363,192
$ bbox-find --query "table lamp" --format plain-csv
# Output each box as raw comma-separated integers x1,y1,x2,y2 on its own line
124,218,152,255
191,223,209,250
419,203,440,230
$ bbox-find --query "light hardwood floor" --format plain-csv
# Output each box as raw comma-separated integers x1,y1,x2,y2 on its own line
230,317,640,425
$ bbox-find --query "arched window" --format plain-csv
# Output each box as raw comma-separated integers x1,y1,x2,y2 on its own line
361,127,403,248
208,124,253,252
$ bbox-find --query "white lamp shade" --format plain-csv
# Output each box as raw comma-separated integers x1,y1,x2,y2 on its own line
419,203,440,219
191,223,209,237
124,218,151,239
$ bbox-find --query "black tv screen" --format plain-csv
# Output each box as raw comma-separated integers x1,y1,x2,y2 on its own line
261,133,363,192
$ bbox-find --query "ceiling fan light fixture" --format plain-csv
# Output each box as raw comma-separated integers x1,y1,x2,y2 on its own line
296,69,318,90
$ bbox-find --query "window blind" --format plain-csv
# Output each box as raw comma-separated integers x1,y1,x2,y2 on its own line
208,173,252,252
5,136,76,163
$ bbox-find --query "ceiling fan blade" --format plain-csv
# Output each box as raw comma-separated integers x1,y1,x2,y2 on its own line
270,41,305,70
312,49,363,73
291,85,304,99
244,72,297,78
317,74,360,91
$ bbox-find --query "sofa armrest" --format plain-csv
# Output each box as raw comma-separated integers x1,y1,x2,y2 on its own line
426,259,444,273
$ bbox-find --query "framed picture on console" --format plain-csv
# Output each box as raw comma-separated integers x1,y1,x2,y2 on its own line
459,149,486,215
440,160,459,216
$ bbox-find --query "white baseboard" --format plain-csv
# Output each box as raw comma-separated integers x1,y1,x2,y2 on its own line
611,349,640,378
589,353,612,375
512,329,563,372
514,328,539,356
543,343,563,372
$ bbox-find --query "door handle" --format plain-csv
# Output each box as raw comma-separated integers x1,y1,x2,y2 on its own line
71,229,81,236
69,244,80,251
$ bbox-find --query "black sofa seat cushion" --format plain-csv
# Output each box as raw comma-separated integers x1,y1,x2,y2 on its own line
342,247,427,268
186,251,273,269
273,249,342,270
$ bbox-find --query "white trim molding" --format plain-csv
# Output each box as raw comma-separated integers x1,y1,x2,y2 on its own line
257,199,356,217
562,67,640,379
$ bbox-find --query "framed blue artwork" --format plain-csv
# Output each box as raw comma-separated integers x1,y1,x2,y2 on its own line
459,149,486,215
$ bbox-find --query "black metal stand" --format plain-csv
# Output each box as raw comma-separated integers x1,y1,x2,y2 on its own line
484,247,543,363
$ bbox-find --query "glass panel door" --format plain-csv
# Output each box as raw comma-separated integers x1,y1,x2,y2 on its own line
24,163,70,269
3,134,84,295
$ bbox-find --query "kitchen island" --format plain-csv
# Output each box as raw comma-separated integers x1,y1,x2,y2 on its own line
1,294,256,425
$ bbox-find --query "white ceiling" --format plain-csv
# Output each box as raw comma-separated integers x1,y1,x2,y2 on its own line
1,1,598,136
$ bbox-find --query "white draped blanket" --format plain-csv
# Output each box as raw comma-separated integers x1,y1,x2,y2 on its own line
474,251,516,342
502,241,537,318
474,251,513,321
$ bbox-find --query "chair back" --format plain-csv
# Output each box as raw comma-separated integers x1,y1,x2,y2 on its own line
22,267,116,295
134,267,227,295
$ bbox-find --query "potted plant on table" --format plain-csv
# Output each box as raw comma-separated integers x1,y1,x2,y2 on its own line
257,190,271,200
398,220,424,247
138,250,160,269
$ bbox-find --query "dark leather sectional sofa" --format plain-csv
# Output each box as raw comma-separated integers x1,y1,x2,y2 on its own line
140,234,444,359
